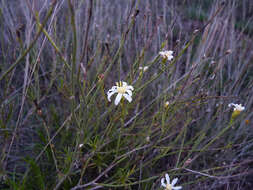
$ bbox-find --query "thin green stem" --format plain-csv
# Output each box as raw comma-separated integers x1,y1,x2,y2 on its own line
0,1,57,81
201,121,234,152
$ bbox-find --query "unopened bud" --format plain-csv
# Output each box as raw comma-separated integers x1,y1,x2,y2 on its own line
69,96,75,100
139,66,149,72
193,29,199,34
184,158,193,167
225,49,232,54
37,109,43,116
98,73,105,81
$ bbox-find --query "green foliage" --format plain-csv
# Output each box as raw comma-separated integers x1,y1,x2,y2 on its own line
24,158,46,190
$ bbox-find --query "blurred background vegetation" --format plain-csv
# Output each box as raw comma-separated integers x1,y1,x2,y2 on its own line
0,0,253,189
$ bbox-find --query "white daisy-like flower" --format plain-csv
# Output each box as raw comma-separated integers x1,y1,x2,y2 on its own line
107,81,134,106
161,173,182,190
159,50,174,61
139,66,149,72
228,103,245,112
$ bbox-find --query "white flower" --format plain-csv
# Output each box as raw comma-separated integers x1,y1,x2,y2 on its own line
164,101,170,108
228,103,245,112
79,144,84,148
159,50,174,61
139,66,149,72
161,173,182,190
107,81,134,106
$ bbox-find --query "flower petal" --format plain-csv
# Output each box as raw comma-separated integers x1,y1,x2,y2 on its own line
228,103,235,108
107,86,117,94
171,178,178,186
122,81,127,87
161,178,166,187
172,186,182,190
126,85,134,91
235,104,245,111
228,103,245,111
167,55,173,61
126,89,132,96
165,173,170,184
114,93,122,105
143,66,149,71
123,93,132,103
107,90,117,102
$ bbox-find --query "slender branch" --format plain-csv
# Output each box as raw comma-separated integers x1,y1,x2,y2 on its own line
80,0,93,63
0,0,57,81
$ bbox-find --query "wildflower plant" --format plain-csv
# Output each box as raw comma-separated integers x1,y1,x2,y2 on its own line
159,50,174,61
161,173,182,190
228,103,245,119
107,81,134,106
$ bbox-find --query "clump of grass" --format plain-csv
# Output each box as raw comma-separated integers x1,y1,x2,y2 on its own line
1,0,253,190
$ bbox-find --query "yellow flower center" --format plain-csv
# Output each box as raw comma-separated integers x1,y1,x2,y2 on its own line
116,81,127,94
117,86,127,94
166,184,172,190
